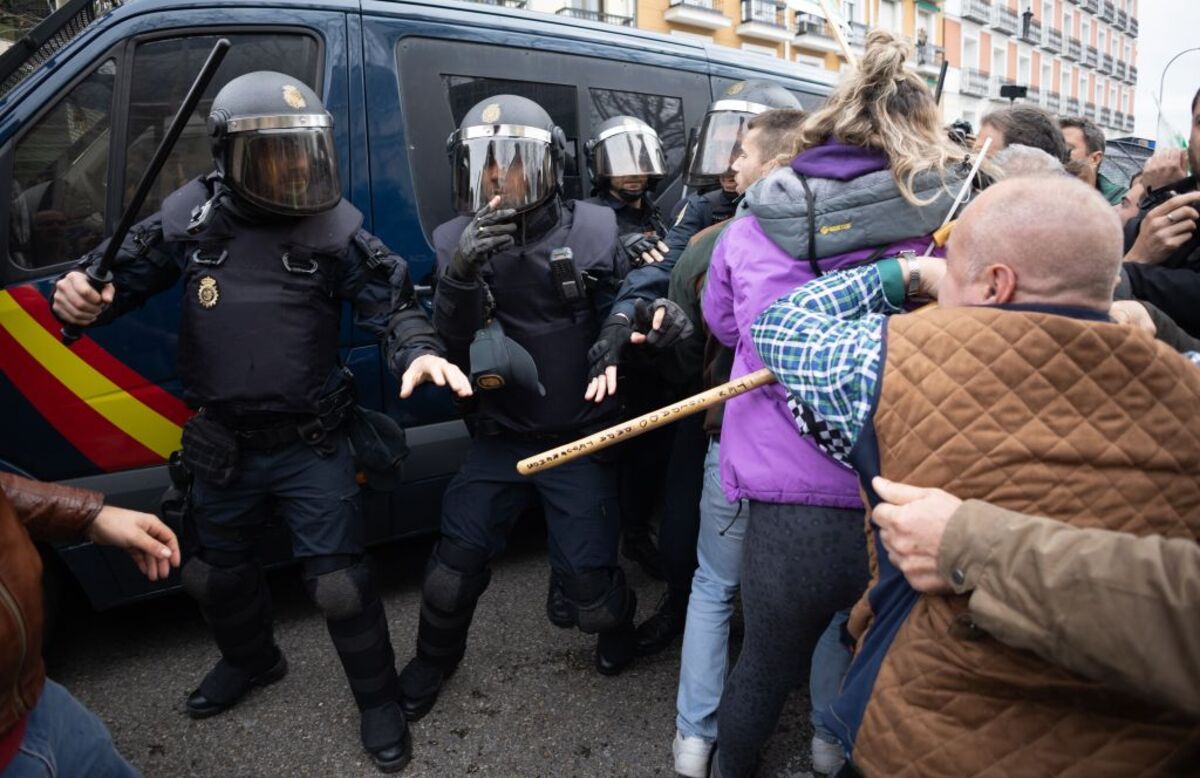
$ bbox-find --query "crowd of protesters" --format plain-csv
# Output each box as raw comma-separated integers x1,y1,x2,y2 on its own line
5,25,1199,778
659,30,1200,778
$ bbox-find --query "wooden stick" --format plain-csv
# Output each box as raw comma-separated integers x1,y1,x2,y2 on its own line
817,0,859,70
517,368,776,476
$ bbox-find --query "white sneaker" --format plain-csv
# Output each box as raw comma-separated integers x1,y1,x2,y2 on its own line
811,734,846,775
673,731,714,778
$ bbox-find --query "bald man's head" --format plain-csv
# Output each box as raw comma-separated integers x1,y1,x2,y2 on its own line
940,176,1123,311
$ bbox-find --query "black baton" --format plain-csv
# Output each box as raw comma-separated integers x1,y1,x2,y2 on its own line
62,37,231,345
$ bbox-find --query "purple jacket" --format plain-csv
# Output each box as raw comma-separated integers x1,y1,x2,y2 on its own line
702,141,950,505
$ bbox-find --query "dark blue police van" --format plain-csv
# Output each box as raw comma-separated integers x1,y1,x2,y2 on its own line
0,0,831,612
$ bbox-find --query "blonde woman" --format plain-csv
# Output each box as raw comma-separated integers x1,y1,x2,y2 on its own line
700,30,967,777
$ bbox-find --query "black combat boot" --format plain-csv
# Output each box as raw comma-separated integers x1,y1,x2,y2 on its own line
182,556,287,718
595,590,638,676
185,647,288,719
546,570,575,628
622,529,665,580
634,589,688,656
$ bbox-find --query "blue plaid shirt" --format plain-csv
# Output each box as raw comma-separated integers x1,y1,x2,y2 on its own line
752,262,1200,461
751,262,902,459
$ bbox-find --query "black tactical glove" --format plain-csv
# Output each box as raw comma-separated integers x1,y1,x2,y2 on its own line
448,200,518,281
633,298,694,349
619,232,668,268
587,313,634,381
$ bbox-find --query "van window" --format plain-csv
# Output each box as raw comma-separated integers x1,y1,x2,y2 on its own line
125,33,322,221
8,59,116,270
588,87,686,192
443,76,581,200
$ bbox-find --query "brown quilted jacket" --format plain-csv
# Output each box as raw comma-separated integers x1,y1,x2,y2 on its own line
851,307,1200,776
0,473,103,735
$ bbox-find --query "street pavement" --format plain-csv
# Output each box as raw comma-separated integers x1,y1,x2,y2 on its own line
48,528,815,777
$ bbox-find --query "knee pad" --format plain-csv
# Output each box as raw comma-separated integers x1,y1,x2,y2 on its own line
563,567,633,634
181,555,260,607
302,557,374,622
423,538,491,614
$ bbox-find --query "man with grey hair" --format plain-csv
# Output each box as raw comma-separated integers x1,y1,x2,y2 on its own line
752,175,1200,774
1060,115,1125,204
992,143,1065,179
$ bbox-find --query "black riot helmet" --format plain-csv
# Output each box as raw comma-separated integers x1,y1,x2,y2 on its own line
447,95,567,216
206,71,341,216
685,80,802,187
585,116,667,198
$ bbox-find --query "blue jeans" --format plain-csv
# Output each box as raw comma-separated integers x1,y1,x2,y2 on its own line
810,609,853,743
2,680,138,777
675,440,748,742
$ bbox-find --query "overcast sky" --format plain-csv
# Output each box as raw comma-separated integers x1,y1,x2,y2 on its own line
1133,0,1199,143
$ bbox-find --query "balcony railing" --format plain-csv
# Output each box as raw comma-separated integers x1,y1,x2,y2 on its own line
1100,106,1112,126
794,12,830,37
1126,113,1135,132
741,0,787,27
1044,91,1062,112
914,43,945,70
1064,37,1081,61
963,68,991,97
1066,96,1081,114
556,5,635,25
1115,9,1128,29
1083,103,1097,122
1115,110,1126,128
1128,64,1138,83
1044,27,1062,52
1083,45,1098,68
1025,85,1041,103
992,5,1018,35
1100,52,1114,74
962,0,992,24
1114,60,1126,80
1129,17,1138,36
1020,19,1042,45
845,21,868,46
1099,1,1115,21
1080,0,1099,12
670,0,722,10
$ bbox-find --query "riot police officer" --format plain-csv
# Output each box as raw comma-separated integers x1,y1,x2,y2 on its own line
397,94,673,722
51,72,470,774
584,115,669,247
665,79,803,255
586,79,802,402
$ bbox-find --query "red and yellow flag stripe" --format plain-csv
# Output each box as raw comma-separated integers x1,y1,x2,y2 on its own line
0,286,191,472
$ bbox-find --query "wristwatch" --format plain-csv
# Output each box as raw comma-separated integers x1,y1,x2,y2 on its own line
900,251,920,298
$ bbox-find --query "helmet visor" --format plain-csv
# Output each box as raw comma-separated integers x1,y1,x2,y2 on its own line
227,127,341,215
593,129,667,179
686,110,755,187
451,130,556,214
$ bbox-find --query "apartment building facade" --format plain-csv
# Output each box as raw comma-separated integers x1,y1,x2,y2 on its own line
457,0,1140,136
499,1,944,85
941,0,1139,136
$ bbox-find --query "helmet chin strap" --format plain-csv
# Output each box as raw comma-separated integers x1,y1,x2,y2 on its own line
614,188,644,203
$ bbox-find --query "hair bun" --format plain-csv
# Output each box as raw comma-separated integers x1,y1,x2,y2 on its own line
860,29,911,84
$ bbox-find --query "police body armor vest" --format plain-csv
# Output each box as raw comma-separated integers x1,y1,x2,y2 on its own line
160,177,363,415
434,200,619,435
